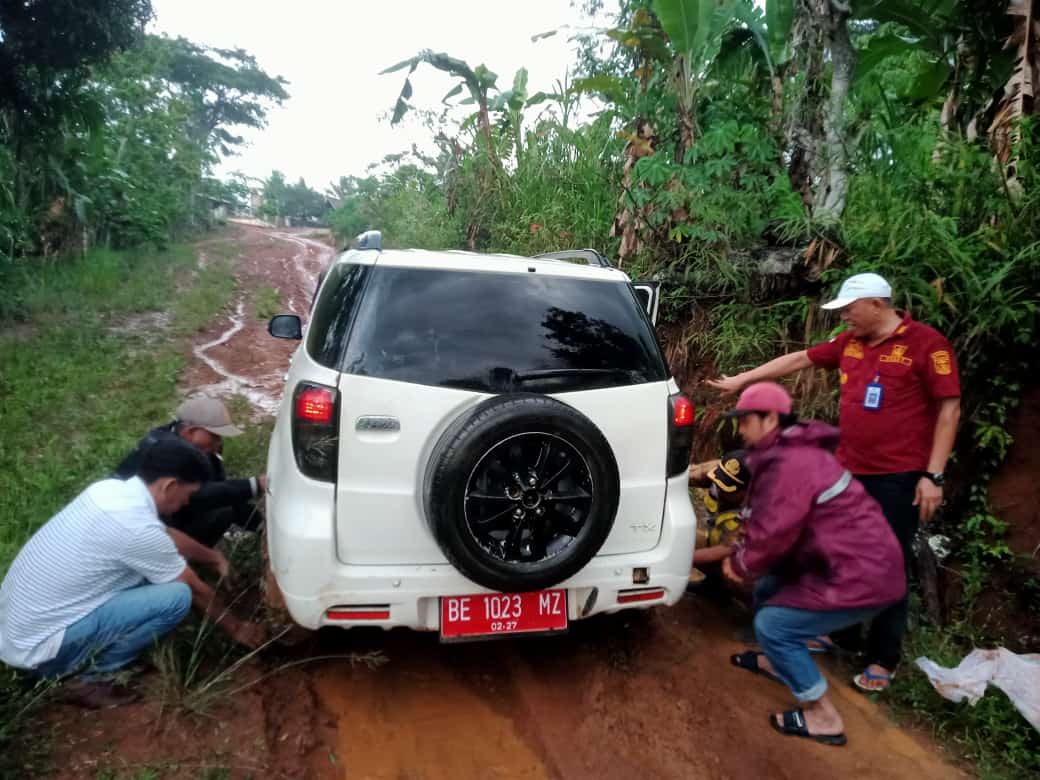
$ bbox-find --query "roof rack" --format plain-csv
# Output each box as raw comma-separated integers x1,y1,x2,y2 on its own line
532,249,612,268
354,230,382,251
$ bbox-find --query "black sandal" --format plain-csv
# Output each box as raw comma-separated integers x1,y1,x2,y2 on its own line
769,709,847,746
730,650,784,686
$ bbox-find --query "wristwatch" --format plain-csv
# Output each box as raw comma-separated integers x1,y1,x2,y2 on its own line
924,472,946,487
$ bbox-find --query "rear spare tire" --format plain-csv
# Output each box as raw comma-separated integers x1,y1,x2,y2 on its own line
425,394,620,592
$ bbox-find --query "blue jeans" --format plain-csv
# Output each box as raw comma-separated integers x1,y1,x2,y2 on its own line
753,576,879,701
35,582,191,680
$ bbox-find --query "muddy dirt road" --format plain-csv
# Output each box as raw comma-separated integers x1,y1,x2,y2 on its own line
44,225,966,779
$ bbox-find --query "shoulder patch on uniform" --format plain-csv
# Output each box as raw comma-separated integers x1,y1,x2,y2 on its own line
931,350,952,375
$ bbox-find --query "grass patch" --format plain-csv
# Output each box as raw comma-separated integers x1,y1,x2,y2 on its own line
0,241,235,775
172,259,236,335
222,395,275,479
251,285,281,321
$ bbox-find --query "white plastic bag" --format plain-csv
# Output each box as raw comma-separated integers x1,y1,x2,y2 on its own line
915,648,1040,732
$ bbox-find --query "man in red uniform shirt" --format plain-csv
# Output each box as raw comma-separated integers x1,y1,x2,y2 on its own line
707,272,961,692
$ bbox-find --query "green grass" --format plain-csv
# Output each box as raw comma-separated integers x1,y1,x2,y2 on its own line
172,259,236,335
251,285,281,321
0,242,235,775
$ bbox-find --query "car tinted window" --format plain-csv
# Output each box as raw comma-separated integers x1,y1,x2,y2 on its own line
306,262,370,368
342,267,667,392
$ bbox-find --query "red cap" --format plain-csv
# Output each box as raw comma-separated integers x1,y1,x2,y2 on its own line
723,381,793,418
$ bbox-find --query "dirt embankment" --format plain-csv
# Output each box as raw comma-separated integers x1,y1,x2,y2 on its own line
989,385,1040,570
41,226,965,779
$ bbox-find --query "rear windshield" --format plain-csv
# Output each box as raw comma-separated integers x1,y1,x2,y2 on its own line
337,266,667,393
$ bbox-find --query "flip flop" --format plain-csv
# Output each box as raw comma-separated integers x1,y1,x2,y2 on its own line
852,667,894,693
770,709,847,746
730,650,784,686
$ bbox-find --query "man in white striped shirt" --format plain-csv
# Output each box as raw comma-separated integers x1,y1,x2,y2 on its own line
0,438,265,708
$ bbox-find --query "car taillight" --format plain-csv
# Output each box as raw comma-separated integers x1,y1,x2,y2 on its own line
672,395,694,427
667,392,695,477
291,382,339,483
295,387,334,423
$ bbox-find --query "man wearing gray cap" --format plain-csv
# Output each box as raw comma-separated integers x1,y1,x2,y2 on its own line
707,272,961,693
115,395,267,547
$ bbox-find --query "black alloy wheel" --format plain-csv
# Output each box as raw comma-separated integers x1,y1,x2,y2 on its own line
464,432,593,564
425,393,620,593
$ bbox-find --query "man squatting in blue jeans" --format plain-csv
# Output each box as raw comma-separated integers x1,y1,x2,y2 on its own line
720,382,906,746
0,438,266,709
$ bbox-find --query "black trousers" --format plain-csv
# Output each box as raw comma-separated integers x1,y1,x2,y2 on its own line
167,502,263,548
835,472,920,670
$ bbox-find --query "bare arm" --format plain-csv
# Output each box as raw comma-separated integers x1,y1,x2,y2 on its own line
927,397,961,474
915,397,961,522
167,527,229,579
693,544,736,565
175,565,264,648
705,350,814,395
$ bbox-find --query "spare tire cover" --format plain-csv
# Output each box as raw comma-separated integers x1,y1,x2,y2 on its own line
425,393,620,593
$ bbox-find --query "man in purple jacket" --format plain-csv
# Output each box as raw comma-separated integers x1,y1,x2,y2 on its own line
721,382,905,746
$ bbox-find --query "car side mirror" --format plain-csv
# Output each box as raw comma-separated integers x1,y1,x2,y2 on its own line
268,314,303,340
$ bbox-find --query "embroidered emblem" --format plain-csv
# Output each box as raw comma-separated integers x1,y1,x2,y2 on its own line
879,344,913,367
842,340,864,359
931,350,952,375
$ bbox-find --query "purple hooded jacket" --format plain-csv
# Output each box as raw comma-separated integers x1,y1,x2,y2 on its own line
730,420,906,612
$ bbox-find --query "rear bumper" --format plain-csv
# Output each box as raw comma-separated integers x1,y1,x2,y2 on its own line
267,472,697,632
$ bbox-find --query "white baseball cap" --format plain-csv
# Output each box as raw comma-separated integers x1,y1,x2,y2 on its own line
821,272,893,310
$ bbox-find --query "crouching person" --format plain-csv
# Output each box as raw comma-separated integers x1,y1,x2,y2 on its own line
0,438,266,709
720,383,905,746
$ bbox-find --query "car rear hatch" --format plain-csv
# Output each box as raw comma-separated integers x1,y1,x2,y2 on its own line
330,253,675,566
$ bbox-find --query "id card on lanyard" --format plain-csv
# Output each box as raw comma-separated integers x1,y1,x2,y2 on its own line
864,373,883,410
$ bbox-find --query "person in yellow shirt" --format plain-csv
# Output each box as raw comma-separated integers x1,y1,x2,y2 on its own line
689,451,750,585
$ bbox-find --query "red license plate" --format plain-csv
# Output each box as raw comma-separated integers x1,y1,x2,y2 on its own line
440,590,568,640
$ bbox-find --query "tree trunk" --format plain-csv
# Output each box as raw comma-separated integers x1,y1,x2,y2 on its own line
477,98,495,162
611,118,658,264
674,57,698,163
784,1,826,213
677,106,697,163
783,1,856,221
813,1,855,221
770,75,785,135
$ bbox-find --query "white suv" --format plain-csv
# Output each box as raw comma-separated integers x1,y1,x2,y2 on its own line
265,231,697,640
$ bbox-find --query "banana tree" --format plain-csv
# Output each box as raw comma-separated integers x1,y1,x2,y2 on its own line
731,0,796,123
595,3,735,157
382,51,499,160
651,0,740,154
975,0,1039,199
488,68,531,161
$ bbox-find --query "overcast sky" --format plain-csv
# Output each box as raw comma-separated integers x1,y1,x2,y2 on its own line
150,1,614,191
